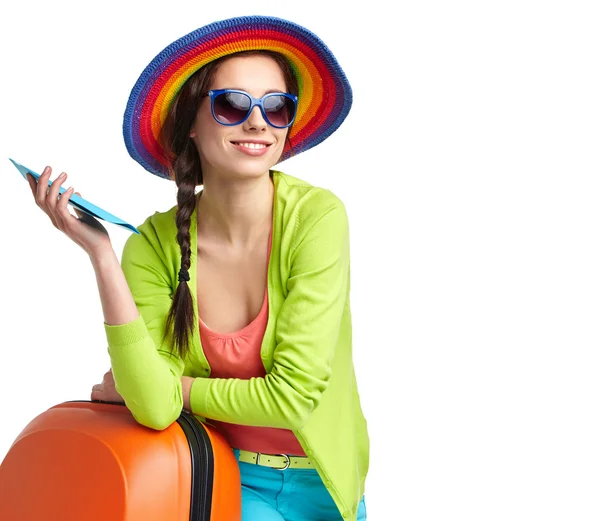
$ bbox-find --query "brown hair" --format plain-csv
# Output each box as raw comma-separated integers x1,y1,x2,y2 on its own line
158,50,299,360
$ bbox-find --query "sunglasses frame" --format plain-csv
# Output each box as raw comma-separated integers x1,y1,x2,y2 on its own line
206,89,298,129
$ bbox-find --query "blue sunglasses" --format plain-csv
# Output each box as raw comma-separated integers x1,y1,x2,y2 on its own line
206,89,298,128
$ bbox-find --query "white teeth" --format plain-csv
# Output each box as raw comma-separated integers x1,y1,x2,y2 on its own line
237,142,267,149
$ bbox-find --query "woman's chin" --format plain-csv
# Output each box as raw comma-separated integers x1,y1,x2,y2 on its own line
229,157,277,177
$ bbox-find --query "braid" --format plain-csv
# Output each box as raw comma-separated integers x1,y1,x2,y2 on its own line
164,140,202,360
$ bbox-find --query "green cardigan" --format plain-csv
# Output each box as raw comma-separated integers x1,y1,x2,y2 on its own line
104,170,370,519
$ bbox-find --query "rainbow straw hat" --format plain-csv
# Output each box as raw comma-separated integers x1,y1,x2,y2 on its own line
123,15,353,180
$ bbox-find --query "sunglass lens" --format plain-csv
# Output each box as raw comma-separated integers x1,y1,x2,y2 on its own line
263,95,296,127
213,92,251,124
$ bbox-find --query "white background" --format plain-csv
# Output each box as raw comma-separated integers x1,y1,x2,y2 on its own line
1,1,599,520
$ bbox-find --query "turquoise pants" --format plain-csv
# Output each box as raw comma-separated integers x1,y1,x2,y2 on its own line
233,449,367,520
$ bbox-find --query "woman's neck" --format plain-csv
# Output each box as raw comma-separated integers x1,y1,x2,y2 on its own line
196,171,274,250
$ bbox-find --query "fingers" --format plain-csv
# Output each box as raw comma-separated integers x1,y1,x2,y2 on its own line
104,370,116,389
31,166,79,231
90,383,103,401
34,166,52,208
90,377,124,404
72,192,85,218
57,184,75,216
31,166,63,227
48,172,74,228
26,173,37,195
46,171,67,212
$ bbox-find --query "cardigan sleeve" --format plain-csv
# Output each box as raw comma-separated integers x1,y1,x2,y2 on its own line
189,190,351,431
103,219,186,430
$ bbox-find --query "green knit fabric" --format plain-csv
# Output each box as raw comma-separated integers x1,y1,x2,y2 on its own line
104,170,369,519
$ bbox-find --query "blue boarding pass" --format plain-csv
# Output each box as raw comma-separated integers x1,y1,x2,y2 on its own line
9,158,140,234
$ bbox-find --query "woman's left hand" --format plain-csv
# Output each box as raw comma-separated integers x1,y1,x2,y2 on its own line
91,369,124,404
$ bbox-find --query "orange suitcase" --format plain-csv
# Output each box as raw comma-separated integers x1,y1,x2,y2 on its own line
0,400,241,521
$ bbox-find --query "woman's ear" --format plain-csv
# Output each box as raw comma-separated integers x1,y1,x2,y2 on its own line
190,131,196,138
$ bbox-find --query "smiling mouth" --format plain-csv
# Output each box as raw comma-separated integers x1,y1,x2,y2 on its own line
231,142,271,149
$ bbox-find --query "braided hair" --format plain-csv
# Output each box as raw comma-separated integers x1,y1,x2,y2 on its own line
158,50,298,360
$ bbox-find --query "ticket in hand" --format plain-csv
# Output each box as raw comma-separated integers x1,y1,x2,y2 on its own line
9,158,140,235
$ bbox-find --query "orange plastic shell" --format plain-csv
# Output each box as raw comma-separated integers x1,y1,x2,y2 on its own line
0,401,241,521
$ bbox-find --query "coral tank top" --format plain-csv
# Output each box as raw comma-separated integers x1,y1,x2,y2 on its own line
198,229,306,456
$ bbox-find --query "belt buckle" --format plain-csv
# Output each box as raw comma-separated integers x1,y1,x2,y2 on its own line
257,452,290,471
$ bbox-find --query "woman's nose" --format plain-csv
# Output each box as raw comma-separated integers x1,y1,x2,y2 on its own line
244,105,268,131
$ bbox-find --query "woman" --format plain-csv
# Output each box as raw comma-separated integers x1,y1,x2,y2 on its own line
27,16,369,521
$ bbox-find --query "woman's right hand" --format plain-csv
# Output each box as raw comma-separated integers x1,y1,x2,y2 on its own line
26,166,113,257
91,369,125,404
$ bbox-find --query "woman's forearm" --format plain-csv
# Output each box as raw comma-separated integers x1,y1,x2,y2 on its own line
89,248,140,326
91,246,184,430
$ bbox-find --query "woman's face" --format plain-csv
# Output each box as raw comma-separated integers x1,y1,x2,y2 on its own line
190,54,290,180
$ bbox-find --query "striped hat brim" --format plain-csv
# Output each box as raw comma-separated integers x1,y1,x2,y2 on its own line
123,15,352,179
